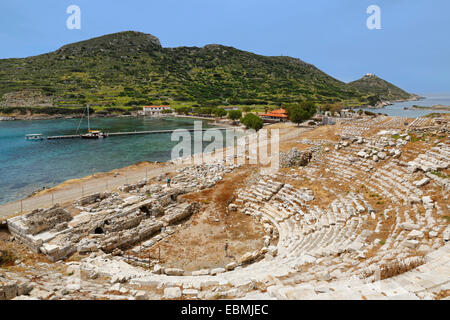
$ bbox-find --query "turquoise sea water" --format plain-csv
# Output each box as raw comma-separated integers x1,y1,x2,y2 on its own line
360,93,450,117
0,117,217,204
1,94,448,205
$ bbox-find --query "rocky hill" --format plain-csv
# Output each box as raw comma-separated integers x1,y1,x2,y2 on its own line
348,73,418,103
0,31,415,108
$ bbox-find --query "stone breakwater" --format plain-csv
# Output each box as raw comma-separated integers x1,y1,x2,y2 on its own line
1,115,449,300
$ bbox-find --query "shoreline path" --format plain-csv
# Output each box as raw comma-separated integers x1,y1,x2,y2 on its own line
0,125,309,220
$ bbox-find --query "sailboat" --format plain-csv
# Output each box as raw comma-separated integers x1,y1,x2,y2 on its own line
78,105,108,139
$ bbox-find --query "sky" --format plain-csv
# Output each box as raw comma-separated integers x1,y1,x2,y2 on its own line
0,0,449,94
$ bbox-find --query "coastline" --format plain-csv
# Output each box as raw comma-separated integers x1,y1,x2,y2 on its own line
361,95,424,110
0,122,303,219
0,115,241,209
358,94,450,118
19,120,241,200
409,104,450,111
0,113,238,127
0,113,143,122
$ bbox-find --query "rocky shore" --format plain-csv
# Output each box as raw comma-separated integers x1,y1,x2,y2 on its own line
0,113,141,121
362,95,424,109
409,104,450,111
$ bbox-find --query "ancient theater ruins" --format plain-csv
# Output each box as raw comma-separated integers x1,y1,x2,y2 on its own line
1,115,449,300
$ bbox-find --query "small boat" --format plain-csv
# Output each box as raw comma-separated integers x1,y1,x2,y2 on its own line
25,134,45,141
78,105,108,139
81,130,108,139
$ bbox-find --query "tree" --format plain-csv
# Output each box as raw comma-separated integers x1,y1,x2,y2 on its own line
320,102,344,114
242,106,252,112
286,101,317,126
213,108,227,118
176,107,190,115
289,108,310,126
197,107,213,115
240,113,264,131
299,101,317,116
228,110,242,121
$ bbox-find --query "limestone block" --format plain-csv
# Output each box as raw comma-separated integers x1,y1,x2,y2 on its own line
417,245,432,254
3,282,18,300
164,287,181,299
29,288,52,300
267,246,278,256
182,289,199,297
348,241,365,252
443,227,450,242
66,283,81,292
12,296,39,300
377,152,387,160
413,178,430,187
192,269,210,276
407,230,424,240
200,280,219,290
210,268,226,275
238,252,254,264
357,151,367,158
153,264,163,274
404,239,419,248
400,223,419,231
408,196,421,205
225,262,237,271
164,268,184,276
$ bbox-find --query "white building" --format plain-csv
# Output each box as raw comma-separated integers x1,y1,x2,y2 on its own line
143,106,171,116
223,106,239,111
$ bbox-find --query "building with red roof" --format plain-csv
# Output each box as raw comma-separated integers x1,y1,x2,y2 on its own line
260,109,288,122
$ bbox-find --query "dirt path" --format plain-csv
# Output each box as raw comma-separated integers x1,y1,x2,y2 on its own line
0,126,312,220
0,162,179,219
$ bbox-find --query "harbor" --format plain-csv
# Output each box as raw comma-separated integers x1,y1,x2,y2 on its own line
0,117,226,205
45,127,229,140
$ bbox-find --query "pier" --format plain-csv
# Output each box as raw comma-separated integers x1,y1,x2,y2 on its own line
46,128,230,140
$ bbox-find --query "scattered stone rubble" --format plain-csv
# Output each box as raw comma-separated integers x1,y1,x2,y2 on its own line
0,275,33,300
1,117,449,300
7,161,240,263
280,148,313,168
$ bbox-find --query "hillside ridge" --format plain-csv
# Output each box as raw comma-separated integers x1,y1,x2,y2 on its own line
348,73,417,102
0,31,415,108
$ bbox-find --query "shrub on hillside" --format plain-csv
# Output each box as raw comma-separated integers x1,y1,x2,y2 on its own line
240,113,263,131
228,110,242,121
213,108,227,118
285,101,317,125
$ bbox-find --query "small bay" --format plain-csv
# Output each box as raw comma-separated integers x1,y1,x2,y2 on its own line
0,117,217,204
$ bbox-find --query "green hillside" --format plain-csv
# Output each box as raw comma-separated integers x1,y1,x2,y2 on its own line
0,31,413,110
348,73,417,102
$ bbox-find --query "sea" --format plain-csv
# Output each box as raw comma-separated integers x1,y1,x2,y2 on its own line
359,93,450,117
0,117,224,204
0,94,449,205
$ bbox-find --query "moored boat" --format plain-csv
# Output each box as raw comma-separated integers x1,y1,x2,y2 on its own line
78,105,108,139
25,134,45,141
81,130,108,139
